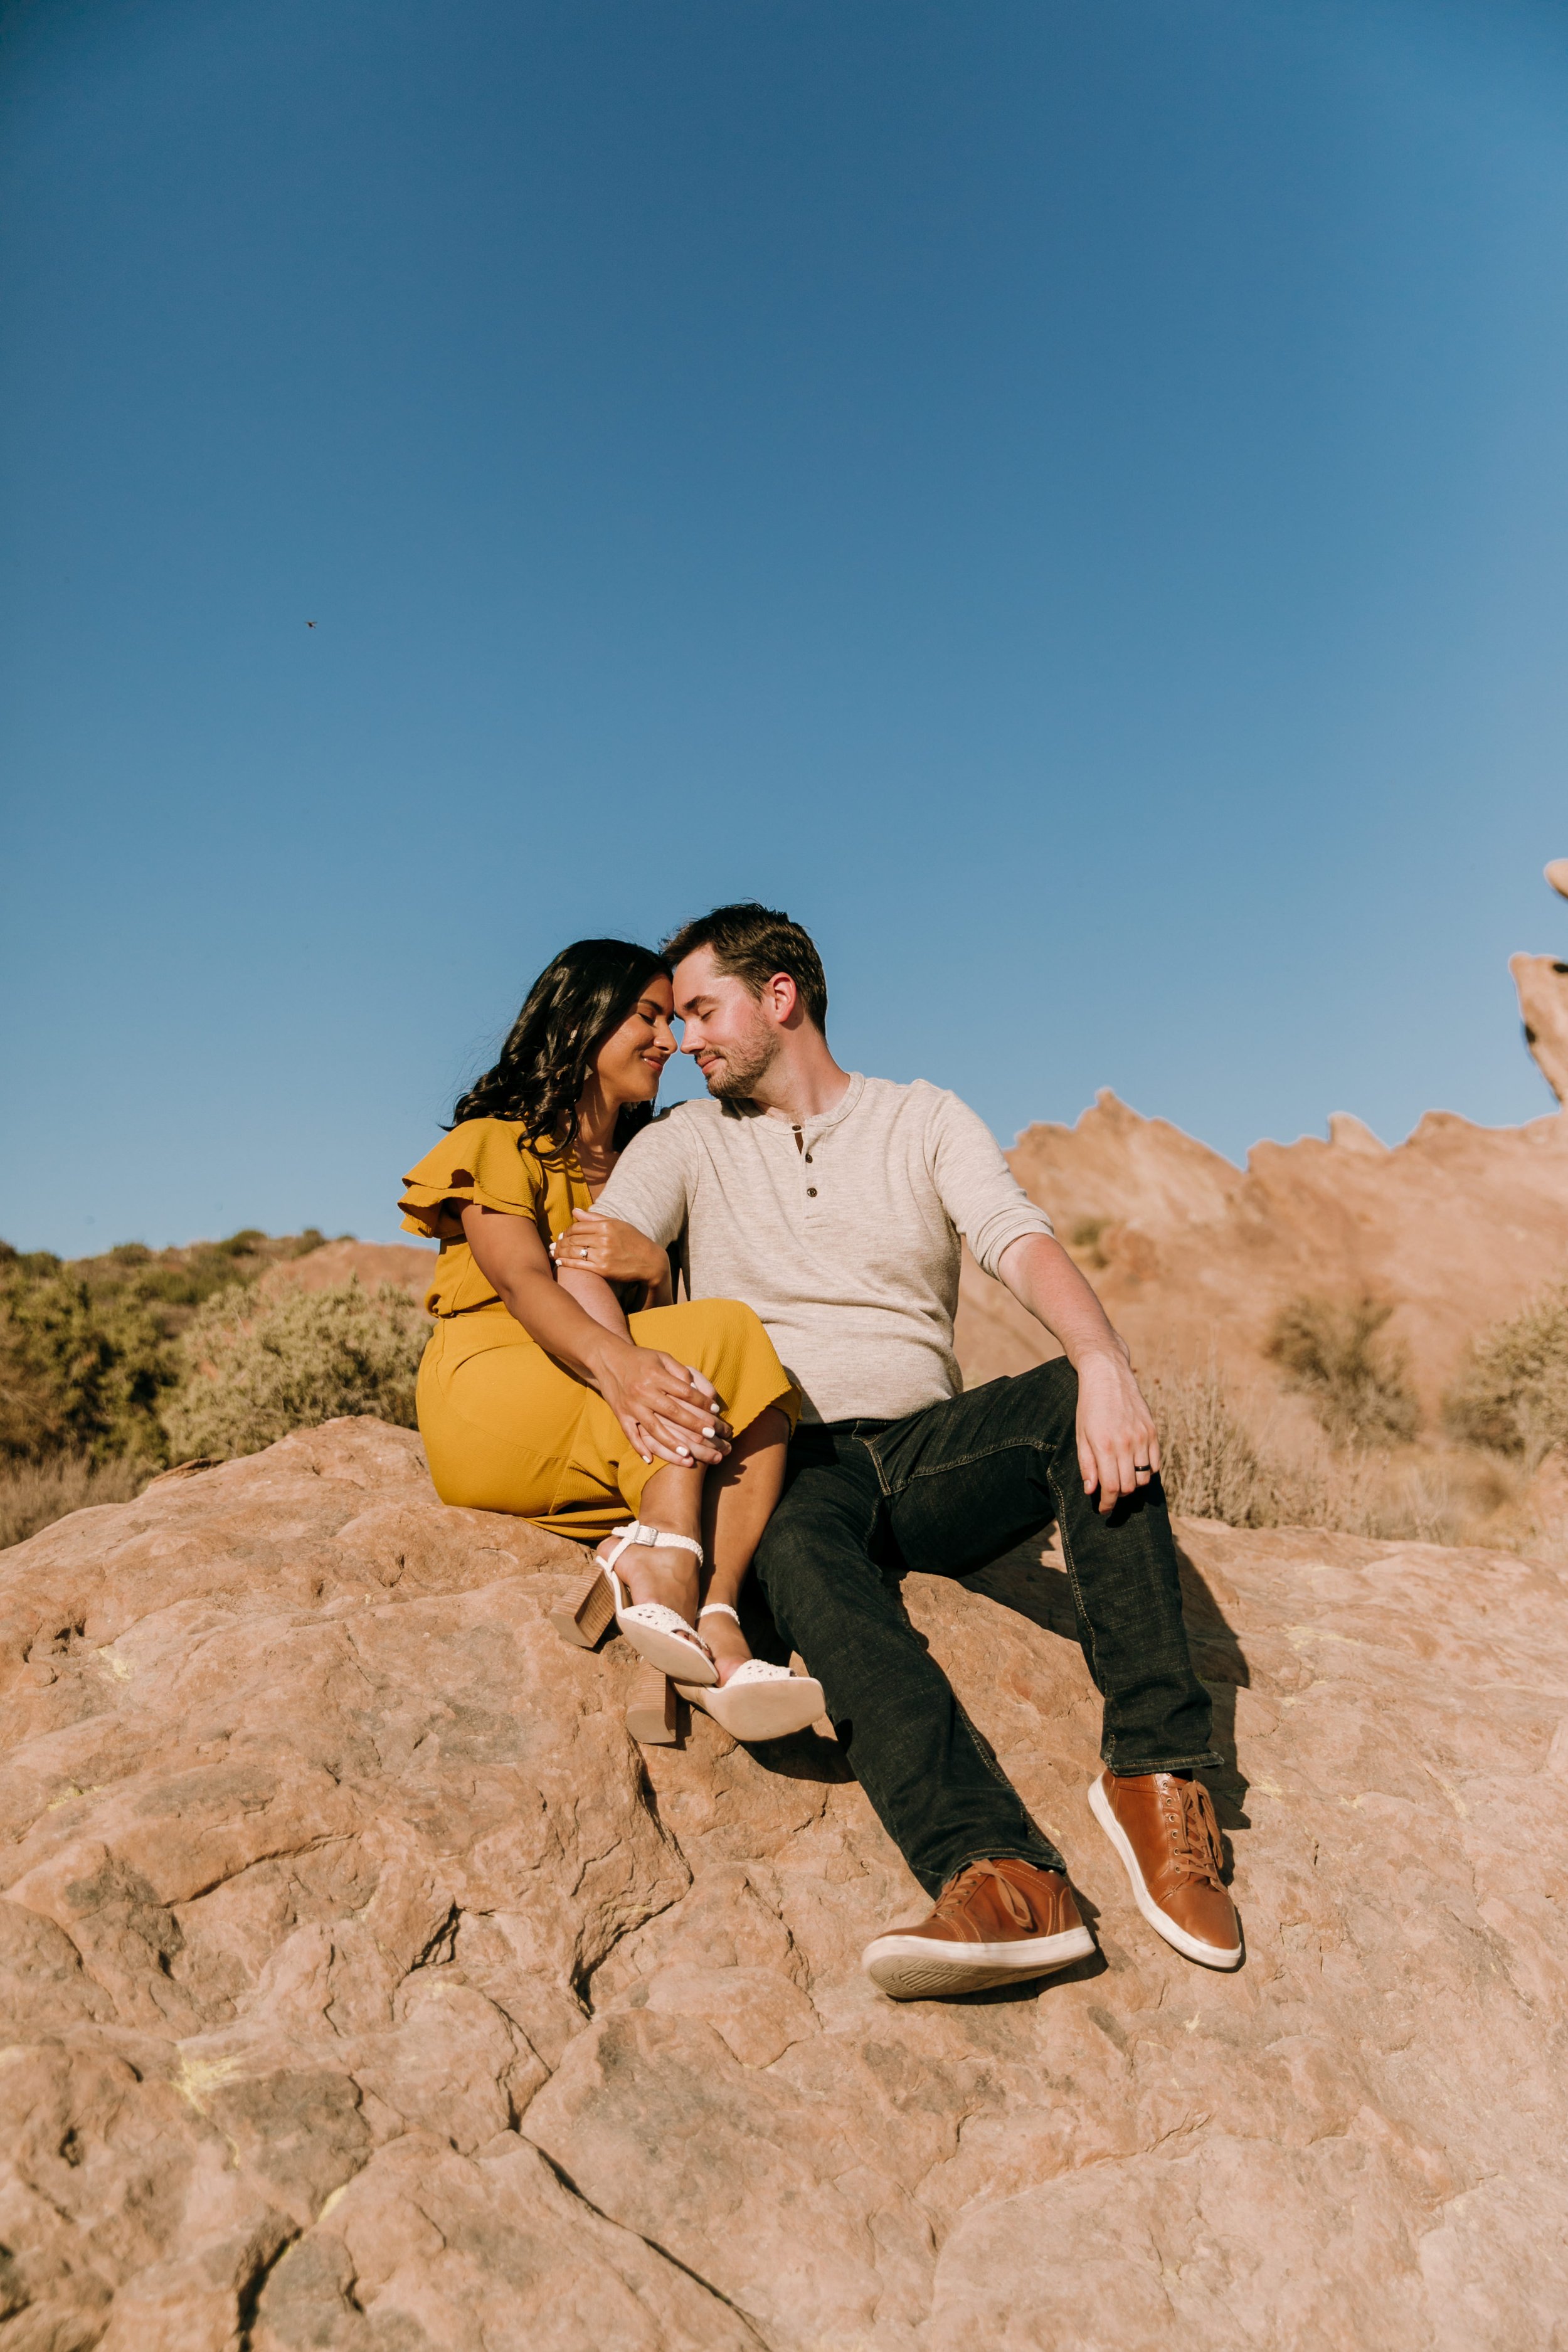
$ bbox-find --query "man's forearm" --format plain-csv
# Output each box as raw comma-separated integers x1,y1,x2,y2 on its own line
995,1234,1128,1365
555,1265,634,1346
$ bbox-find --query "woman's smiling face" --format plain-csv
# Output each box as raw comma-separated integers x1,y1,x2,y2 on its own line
592,973,677,1104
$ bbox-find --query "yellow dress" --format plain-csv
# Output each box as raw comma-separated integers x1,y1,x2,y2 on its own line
399,1117,797,1540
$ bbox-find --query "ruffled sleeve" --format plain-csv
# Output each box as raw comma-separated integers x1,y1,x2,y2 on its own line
399,1119,547,1238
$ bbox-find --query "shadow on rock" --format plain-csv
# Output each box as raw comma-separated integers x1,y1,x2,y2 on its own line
721,1721,856,1784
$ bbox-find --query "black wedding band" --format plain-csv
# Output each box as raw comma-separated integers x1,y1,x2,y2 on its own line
1133,1463,1152,1474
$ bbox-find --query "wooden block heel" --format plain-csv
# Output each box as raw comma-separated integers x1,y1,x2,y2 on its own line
548,1568,616,1651
625,1666,678,1746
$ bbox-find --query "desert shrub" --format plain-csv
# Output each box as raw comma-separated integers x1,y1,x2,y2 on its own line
1266,1295,1419,1448
0,1228,330,1466
163,1279,428,1463
0,1451,154,1550
1148,1359,1318,1529
1444,1282,1568,1465
1146,1359,1266,1524
1147,1357,1465,1539
0,1263,170,1463
1068,1216,1110,1267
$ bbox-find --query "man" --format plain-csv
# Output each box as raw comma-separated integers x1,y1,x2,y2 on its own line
586,903,1241,1999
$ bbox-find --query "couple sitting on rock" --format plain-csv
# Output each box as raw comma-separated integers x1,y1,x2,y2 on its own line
400,903,1241,2000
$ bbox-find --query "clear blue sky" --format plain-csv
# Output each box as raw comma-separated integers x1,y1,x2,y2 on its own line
3,0,1565,1256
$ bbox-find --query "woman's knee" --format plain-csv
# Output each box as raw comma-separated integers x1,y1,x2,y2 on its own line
679,1297,777,1385
638,1297,759,1350
699,1296,769,1348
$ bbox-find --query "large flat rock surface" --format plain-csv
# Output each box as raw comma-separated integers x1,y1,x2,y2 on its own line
1,1419,1565,2350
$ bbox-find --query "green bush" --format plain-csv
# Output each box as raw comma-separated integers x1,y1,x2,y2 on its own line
0,1229,328,1466
0,1261,171,1463
1445,1282,1568,1465
1266,1295,1419,1448
162,1279,428,1463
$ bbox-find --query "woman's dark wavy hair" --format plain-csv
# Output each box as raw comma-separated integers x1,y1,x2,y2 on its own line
451,939,672,1159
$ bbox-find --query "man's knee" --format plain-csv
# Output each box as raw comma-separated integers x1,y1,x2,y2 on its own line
1012,1354,1079,1407
955,1355,1079,1449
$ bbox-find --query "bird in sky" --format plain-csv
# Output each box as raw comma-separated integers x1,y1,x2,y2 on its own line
306,620,316,628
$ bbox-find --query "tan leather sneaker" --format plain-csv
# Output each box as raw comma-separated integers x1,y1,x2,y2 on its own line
1089,1770,1242,1969
862,1858,1096,2000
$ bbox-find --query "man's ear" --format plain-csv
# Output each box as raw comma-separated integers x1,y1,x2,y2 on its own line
765,972,800,1027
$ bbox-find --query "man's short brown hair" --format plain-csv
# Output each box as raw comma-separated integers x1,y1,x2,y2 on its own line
662,903,829,1031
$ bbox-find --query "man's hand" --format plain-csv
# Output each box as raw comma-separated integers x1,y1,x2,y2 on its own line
1074,1345,1161,1516
995,1232,1162,1515
553,1209,668,1291
597,1339,733,1470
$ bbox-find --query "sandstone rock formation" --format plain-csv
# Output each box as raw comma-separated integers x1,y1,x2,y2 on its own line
1510,857,1568,1108
958,864,1568,1407
955,1088,1568,1409
3,1416,1567,2348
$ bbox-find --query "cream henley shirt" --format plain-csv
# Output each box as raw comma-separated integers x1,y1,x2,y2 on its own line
594,1073,1054,1424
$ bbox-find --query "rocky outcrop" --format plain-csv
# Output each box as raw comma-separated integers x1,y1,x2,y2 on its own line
959,866,1568,1403
3,1417,1567,2348
1510,857,1568,1107
1513,950,1568,1105
956,1088,1568,1407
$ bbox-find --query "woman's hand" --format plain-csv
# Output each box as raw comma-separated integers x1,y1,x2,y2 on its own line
552,1209,669,1291
598,1338,733,1469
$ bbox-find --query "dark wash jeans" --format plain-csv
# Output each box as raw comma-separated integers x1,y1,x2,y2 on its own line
753,1358,1221,1897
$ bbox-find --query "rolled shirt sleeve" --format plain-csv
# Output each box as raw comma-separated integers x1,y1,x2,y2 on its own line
924,1089,1054,1277
595,1113,693,1248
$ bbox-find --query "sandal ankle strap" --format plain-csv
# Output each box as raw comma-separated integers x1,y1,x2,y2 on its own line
697,1601,741,1624
605,1521,704,1567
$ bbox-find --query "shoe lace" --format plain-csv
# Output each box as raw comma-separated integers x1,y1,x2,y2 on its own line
934,1861,1036,1931
1165,1779,1227,1890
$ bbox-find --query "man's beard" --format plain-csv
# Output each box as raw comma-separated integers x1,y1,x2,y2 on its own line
702,1026,780,1101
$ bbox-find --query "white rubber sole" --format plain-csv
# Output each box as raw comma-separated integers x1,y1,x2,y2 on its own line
615,1615,719,1684
598,1564,719,1686
675,1673,827,1742
862,1923,1096,2001
1088,1772,1242,1969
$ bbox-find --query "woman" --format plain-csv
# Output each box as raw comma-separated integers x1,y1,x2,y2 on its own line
400,938,822,1741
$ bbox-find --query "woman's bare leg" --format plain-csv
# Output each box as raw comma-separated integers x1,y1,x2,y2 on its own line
699,1406,790,1685
595,1459,706,1626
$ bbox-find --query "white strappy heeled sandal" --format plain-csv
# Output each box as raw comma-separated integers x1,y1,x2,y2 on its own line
594,1523,719,1686
674,1602,827,1740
